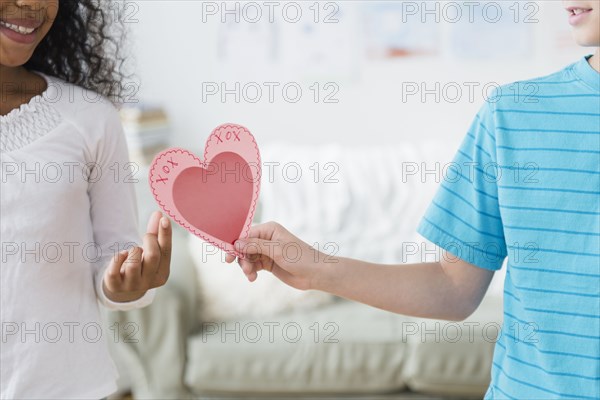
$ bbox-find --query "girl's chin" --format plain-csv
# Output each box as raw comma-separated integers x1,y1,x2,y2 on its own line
0,51,35,68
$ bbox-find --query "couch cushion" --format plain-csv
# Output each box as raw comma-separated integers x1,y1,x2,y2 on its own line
185,295,502,396
186,300,409,394
402,295,502,397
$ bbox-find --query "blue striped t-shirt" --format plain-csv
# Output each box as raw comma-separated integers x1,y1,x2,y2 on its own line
417,55,600,399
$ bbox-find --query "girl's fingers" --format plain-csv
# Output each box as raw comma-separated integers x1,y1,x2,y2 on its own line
105,250,128,288
146,210,162,235
142,211,171,288
123,247,143,276
142,232,161,275
225,253,236,263
156,217,172,283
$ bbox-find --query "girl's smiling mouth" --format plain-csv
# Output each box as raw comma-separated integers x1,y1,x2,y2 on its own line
0,18,43,44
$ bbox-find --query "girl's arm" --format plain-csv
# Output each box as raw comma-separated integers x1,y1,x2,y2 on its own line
228,222,495,321
88,101,172,308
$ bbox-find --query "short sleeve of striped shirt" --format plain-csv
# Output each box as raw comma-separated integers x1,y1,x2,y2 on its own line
417,95,507,270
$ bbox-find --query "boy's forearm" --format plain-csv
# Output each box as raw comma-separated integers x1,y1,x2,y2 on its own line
314,257,479,321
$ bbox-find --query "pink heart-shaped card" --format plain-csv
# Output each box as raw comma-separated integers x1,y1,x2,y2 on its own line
149,123,261,255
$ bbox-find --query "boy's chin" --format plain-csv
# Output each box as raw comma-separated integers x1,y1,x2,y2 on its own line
572,34,600,47
576,41,600,47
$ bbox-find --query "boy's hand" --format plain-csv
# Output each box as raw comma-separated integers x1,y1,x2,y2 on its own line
102,211,172,303
226,222,494,321
225,222,331,290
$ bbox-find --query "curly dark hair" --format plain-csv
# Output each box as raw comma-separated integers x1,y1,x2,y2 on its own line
24,0,131,102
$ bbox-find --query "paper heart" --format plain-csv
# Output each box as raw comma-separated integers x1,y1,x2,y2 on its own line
149,124,261,255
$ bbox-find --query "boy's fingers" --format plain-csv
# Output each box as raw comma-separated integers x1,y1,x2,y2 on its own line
238,258,259,282
269,264,295,285
259,255,275,273
234,238,278,258
248,271,258,282
247,221,281,241
238,257,254,275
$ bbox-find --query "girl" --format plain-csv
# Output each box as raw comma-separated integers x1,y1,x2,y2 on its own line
229,1,600,399
1,0,171,398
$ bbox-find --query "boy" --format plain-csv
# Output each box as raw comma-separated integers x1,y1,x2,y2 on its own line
228,1,600,398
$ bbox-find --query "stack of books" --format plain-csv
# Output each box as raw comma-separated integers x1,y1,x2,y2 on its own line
120,104,170,166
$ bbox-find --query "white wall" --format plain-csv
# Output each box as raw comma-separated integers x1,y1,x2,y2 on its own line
126,1,590,154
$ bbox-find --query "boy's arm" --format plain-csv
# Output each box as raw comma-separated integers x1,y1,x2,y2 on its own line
317,256,494,321
230,222,494,321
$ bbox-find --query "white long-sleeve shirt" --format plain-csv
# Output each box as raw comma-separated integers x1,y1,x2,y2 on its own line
0,72,155,399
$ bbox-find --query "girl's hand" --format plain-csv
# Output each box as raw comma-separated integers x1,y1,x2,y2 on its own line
102,211,172,303
225,222,332,290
